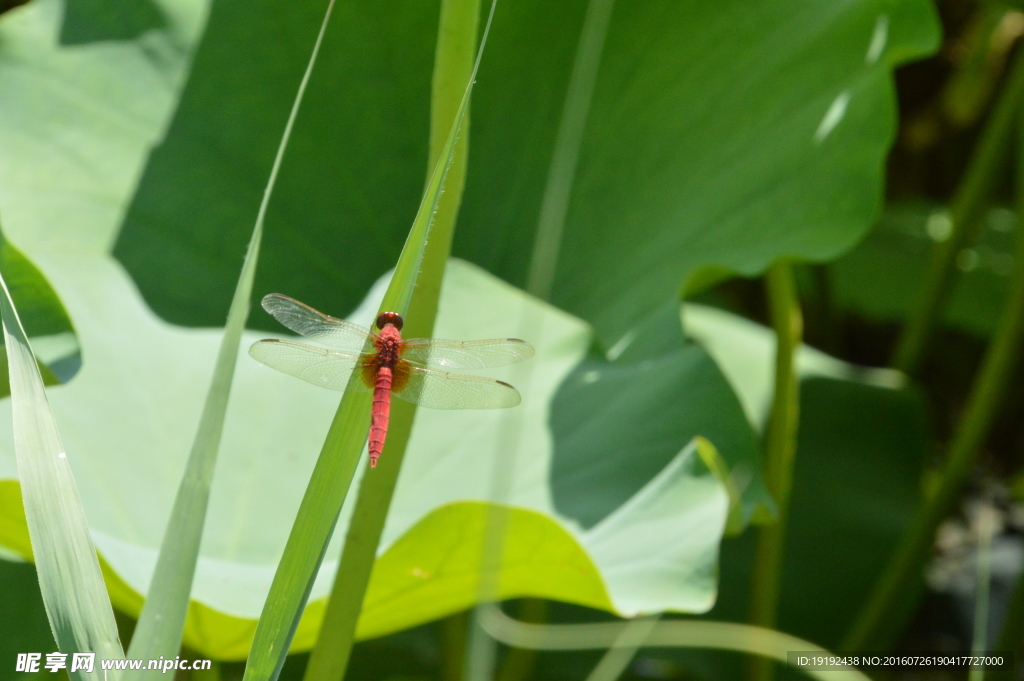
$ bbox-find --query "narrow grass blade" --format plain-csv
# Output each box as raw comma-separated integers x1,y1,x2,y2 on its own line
125,1,337,674
125,212,260,675
302,3,490,680
244,4,497,680
0,263,124,678
378,0,496,319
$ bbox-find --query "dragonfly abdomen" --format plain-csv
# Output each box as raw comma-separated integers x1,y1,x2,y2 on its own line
369,366,393,468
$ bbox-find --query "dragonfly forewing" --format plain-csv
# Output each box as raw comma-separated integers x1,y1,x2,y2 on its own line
394,365,521,409
249,339,371,392
399,338,534,369
262,293,375,353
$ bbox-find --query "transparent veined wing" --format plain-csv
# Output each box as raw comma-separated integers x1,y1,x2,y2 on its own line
399,338,534,369
393,365,521,409
262,293,374,353
249,339,371,392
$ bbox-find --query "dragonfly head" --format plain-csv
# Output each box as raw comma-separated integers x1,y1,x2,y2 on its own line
376,311,404,331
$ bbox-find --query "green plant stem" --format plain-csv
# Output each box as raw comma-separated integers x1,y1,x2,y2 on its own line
301,3,483,680
440,611,470,681
459,4,618,678
465,609,501,681
298,409,413,681
844,155,1024,651
969,502,996,681
992,562,1024,681
479,605,871,681
748,260,803,681
526,0,616,300
495,600,548,681
468,2,617,677
583,615,659,681
892,46,1024,376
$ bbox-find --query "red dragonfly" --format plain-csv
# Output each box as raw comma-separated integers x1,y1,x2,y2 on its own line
249,294,534,467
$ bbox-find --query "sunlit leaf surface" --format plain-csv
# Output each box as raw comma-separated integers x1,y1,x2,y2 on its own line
0,249,732,658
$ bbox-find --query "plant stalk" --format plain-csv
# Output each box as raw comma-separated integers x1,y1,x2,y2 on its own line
968,501,997,681
473,3,617,677
892,45,1024,376
582,615,659,681
479,604,872,681
844,134,1024,650
525,0,616,301
747,260,803,681
992,555,1024,681
494,600,548,681
301,2,483,679
440,611,470,681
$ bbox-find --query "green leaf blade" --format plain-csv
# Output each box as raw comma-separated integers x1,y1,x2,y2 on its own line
241,394,371,681
304,2,486,678
0,261,124,678
245,6,497,679
126,228,263,672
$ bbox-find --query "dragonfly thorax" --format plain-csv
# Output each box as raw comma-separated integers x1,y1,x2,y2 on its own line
375,324,402,367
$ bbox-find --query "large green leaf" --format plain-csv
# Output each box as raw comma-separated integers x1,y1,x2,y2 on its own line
115,0,439,331
115,0,939,346
0,0,207,256
550,302,770,530
60,0,166,45
549,295,909,536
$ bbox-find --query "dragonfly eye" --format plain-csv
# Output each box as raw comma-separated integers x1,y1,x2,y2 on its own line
376,311,403,331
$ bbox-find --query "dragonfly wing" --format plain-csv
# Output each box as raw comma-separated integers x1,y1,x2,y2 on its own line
394,366,521,409
399,338,534,369
249,339,370,392
262,293,374,353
